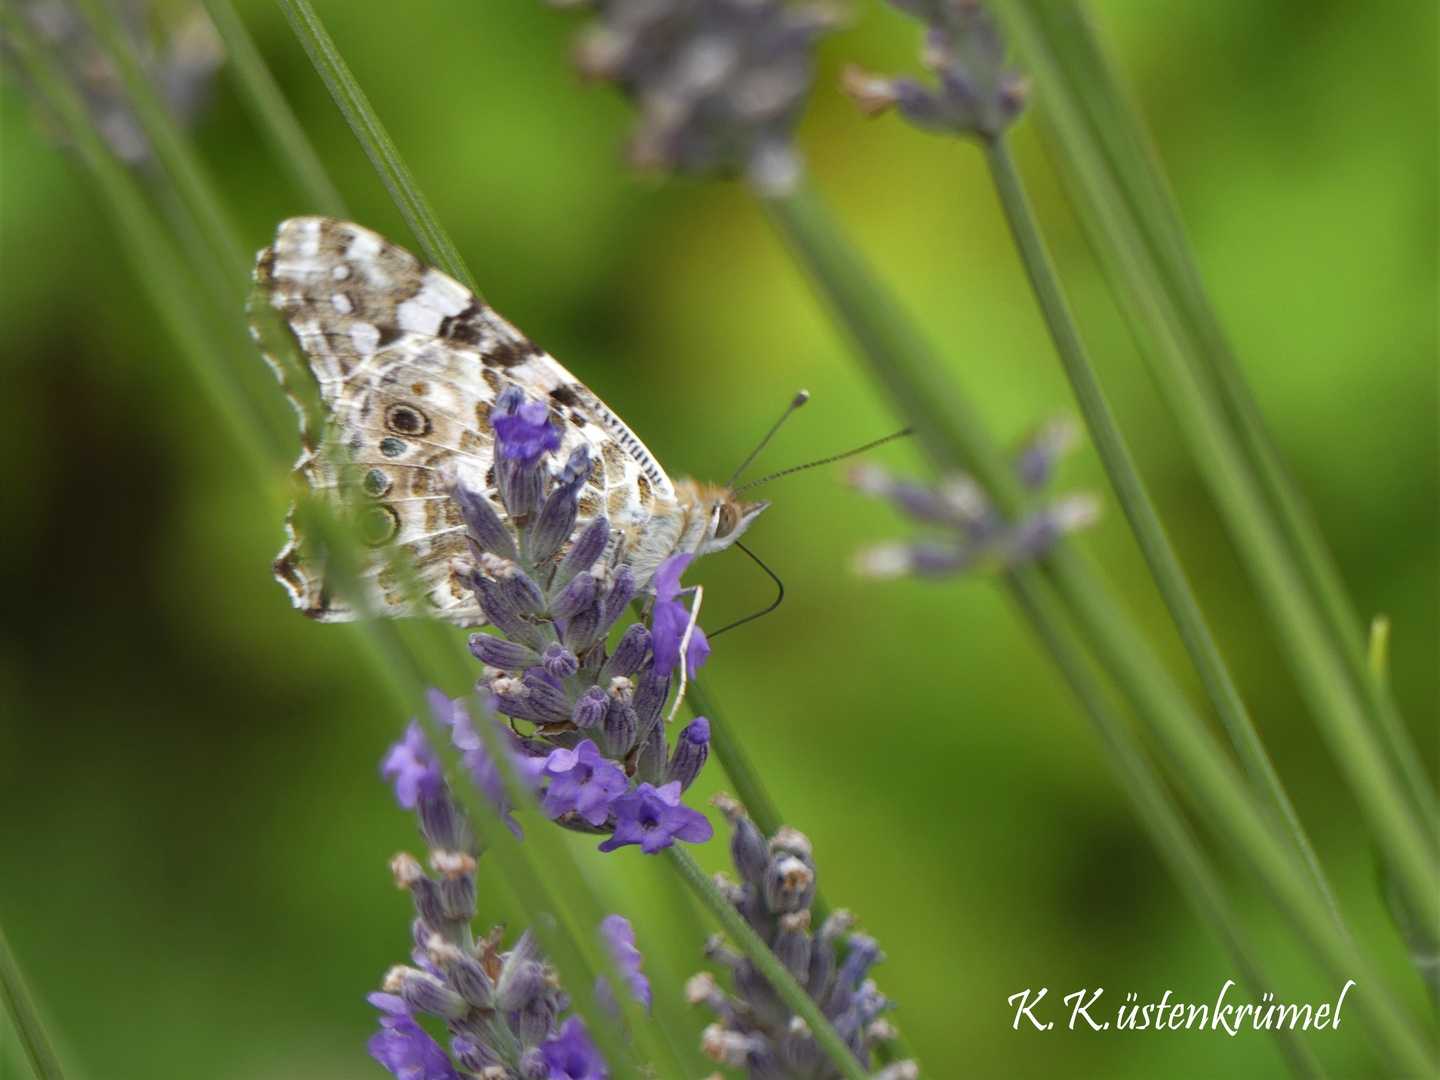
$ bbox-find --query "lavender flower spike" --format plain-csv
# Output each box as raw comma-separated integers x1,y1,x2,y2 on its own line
599,781,714,854
841,0,1029,142
382,720,444,810
692,795,914,1078
553,0,843,194
373,721,614,1079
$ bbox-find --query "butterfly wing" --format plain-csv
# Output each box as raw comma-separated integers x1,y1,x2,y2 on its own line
255,217,680,625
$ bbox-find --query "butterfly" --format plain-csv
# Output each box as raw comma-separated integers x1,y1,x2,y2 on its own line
253,217,769,627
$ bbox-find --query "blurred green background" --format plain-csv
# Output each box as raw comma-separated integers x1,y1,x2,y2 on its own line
1,0,1435,1076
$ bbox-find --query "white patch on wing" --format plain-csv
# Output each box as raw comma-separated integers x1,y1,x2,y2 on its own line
350,322,380,355
395,298,443,335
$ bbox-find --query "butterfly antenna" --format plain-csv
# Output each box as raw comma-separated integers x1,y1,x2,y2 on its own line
732,427,913,494
708,542,785,638
727,390,811,489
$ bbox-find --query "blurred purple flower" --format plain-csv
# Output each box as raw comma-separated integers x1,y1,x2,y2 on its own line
381,720,444,810
541,740,628,827
540,1015,609,1080
598,781,713,854
430,688,545,838
366,992,462,1080
649,553,710,677
598,914,652,1011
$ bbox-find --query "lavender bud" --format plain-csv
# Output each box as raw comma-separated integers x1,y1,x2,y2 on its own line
451,1037,503,1072
498,565,546,617
393,968,468,1021
782,1016,821,1077
554,513,610,590
466,573,546,651
733,882,772,941
599,564,636,631
665,716,710,791
561,602,602,653
806,936,836,1001
571,686,609,729
518,995,559,1049
1015,418,1079,489
542,642,580,679
602,699,638,758
765,853,815,914
730,816,772,892
496,453,546,520
530,445,591,564
701,1023,751,1067
549,571,596,619
417,789,471,854
773,910,812,979
835,934,884,997
408,877,454,939
441,463,518,560
495,959,547,1012
600,623,650,681
685,971,729,1013
431,850,478,921
518,1045,550,1080
631,666,671,730
633,709,667,785
428,938,494,1008
818,908,858,944
734,958,790,1026
469,633,543,670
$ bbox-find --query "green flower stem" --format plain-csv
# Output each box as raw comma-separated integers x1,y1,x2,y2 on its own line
762,182,1437,1076
664,845,871,1080
1008,566,1325,1078
1004,39,1440,926
1,10,278,487
0,924,65,1080
1003,3,1427,817
687,676,783,840
999,2,1440,855
200,0,349,217
983,135,1341,926
276,0,479,295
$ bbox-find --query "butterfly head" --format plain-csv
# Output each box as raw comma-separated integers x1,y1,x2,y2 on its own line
676,479,769,555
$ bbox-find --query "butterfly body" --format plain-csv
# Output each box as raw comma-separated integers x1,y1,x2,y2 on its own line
254,217,766,626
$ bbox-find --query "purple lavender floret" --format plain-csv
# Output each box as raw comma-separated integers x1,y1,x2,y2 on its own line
649,553,711,678
540,1016,609,1080
493,385,561,465
598,914,652,1012
431,689,546,839
382,720,444,810
366,992,463,1080
541,740,628,827
599,781,713,855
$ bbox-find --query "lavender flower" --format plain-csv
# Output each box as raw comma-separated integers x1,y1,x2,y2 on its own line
649,553,710,678
368,992,464,1080
848,421,1098,579
540,1016,609,1080
599,782,714,854
687,794,914,1079
542,740,628,827
442,388,716,852
598,914,652,1011
841,0,1028,142
544,0,843,195
372,727,640,1080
